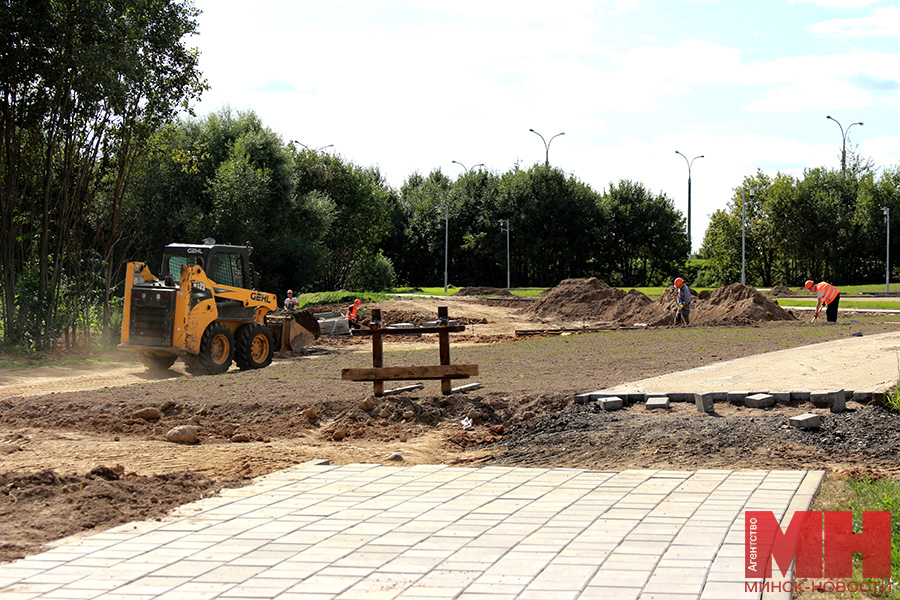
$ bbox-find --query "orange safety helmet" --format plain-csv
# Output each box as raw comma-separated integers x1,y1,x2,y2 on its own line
354,299,361,305
674,277,684,288
805,280,814,291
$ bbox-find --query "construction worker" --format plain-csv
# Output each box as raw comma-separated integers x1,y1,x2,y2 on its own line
674,277,692,325
284,289,298,310
805,280,840,322
346,298,362,329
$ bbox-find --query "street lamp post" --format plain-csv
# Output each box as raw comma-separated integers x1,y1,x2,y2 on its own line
885,206,891,293
292,141,334,152
529,129,565,166
826,116,863,173
675,151,704,257
499,219,510,289
741,186,756,285
452,161,484,175
441,204,449,292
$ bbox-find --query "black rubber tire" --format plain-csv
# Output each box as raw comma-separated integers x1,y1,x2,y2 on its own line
235,323,275,370
138,352,176,372
185,322,235,375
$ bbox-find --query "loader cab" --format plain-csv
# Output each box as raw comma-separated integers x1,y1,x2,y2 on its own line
161,242,260,290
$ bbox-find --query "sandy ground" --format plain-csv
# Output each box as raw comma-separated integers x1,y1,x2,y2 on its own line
2,293,900,563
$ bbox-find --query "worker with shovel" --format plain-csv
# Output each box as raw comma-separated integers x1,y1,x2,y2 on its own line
674,277,692,325
805,280,840,322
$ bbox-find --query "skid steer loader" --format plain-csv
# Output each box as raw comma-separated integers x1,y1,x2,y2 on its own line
119,240,317,375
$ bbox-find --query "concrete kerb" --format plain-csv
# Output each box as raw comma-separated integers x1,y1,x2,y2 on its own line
575,389,877,412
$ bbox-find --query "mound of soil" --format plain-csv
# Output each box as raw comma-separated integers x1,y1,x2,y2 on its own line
0,468,237,562
769,285,805,297
695,282,797,325
455,287,514,297
520,279,796,327
519,278,652,323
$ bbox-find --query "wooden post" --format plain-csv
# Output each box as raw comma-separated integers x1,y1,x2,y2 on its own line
341,306,477,396
371,308,383,397
438,306,451,394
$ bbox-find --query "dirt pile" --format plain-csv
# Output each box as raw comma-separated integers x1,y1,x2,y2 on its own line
693,283,797,325
769,285,793,296
519,279,796,327
0,468,237,562
627,282,797,326
518,278,652,323
455,287,514,297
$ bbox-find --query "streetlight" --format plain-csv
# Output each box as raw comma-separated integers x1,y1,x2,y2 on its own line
884,206,891,293
499,219,510,289
292,140,334,152
439,204,449,292
825,116,863,173
675,151,704,257
741,186,756,285
452,161,484,175
529,129,565,166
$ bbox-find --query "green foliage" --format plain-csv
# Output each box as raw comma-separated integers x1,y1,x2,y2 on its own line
348,250,396,293
600,179,688,286
293,291,388,310
701,166,897,288
815,477,900,593
0,0,204,351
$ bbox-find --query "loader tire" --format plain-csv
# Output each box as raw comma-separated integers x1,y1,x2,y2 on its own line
138,352,176,372
186,322,234,375
235,323,275,370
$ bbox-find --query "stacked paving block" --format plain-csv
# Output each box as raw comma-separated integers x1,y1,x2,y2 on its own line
597,397,624,411
811,389,845,413
789,413,822,429
645,396,670,409
695,392,715,413
745,393,775,409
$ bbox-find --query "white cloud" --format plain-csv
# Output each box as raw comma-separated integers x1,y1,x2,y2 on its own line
808,6,900,37
790,0,881,8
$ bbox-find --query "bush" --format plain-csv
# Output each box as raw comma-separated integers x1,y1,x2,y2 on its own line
347,250,396,292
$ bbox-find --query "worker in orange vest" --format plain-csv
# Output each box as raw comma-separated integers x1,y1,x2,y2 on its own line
673,277,692,325
805,280,840,322
346,298,362,329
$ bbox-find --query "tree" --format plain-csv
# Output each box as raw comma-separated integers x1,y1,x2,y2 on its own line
601,180,687,286
0,0,204,349
497,166,601,287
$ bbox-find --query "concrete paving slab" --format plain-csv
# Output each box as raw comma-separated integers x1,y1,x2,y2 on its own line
0,462,823,600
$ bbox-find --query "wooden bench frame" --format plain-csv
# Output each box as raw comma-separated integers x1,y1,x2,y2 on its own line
341,306,478,396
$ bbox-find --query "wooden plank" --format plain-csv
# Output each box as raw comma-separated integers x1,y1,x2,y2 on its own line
342,364,479,382
352,325,465,336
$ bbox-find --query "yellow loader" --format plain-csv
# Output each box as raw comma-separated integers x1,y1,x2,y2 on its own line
119,240,317,374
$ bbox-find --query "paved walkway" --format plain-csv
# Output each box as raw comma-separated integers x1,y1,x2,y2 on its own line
0,460,822,600
611,329,900,395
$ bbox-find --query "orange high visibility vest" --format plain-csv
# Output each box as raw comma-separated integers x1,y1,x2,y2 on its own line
814,282,839,305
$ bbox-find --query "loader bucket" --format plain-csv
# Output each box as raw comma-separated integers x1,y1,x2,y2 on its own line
289,311,320,351
266,310,321,353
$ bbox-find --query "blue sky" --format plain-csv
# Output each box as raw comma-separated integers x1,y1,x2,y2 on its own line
190,0,900,251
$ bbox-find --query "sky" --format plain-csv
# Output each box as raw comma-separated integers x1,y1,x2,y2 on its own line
189,0,900,252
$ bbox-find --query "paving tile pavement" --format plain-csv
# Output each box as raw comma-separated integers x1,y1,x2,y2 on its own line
0,460,823,600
